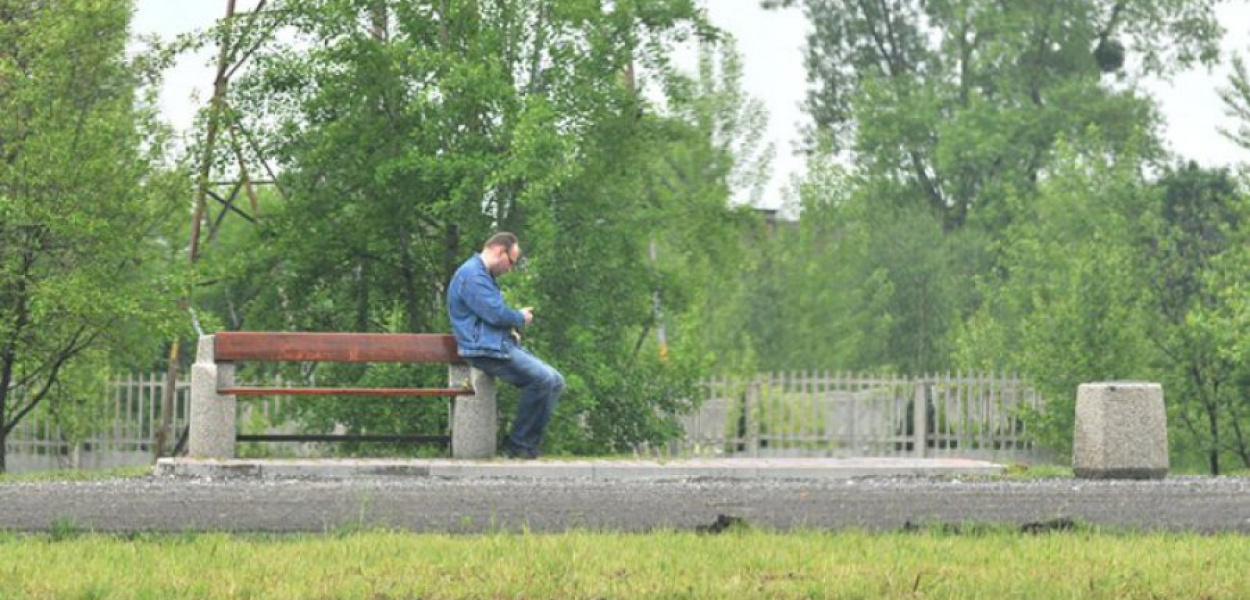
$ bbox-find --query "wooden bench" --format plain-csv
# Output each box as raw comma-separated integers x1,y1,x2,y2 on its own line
188,332,499,460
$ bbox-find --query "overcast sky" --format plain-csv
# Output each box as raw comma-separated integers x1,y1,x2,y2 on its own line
135,1,1250,209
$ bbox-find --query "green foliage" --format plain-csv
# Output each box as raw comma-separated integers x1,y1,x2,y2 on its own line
1000,463,1074,480
703,0,1212,381
721,157,965,375
953,138,1158,453
36,354,112,447
646,38,773,375
0,0,183,470
772,0,1219,230
193,0,749,453
1140,163,1250,473
948,152,1250,472
1221,55,1250,150
732,0,1231,467
47,518,86,542
160,0,1244,470
0,465,150,485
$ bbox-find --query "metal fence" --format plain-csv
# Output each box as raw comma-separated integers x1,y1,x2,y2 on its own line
3,372,392,472
5,371,1050,472
4,374,192,472
667,372,1048,461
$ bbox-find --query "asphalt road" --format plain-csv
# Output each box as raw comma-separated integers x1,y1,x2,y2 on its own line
2,475,1248,534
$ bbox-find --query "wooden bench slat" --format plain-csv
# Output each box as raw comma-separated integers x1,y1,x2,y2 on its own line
221,387,474,397
237,434,450,443
215,332,463,364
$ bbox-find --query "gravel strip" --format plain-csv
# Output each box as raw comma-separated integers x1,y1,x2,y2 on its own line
2,475,1248,533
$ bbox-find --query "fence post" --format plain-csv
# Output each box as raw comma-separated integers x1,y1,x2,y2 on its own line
155,344,178,459
844,372,857,453
745,377,760,457
913,379,928,458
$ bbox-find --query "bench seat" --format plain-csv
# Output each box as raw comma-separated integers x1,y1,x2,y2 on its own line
221,386,474,397
213,331,472,398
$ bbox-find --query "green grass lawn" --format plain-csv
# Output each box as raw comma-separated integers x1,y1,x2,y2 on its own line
0,466,151,484
1,528,1247,599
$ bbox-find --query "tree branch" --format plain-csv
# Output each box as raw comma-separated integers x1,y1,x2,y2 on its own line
223,0,273,82
908,150,947,220
2,326,97,437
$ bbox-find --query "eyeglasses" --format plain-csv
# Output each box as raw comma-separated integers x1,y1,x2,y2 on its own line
503,246,525,270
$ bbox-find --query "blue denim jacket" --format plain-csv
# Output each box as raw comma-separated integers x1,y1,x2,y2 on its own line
448,255,526,359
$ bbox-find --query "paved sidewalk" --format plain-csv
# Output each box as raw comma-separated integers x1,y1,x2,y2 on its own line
155,456,1004,480
8,469,1247,534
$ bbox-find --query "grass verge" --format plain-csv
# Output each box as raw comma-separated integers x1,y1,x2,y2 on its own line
0,528,1246,599
0,465,151,484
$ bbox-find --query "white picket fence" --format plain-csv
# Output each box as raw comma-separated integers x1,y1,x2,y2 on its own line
664,372,1048,461
4,371,1049,472
4,373,192,472
3,374,300,472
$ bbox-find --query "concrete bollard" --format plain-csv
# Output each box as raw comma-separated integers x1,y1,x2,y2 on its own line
188,335,237,459
1073,382,1168,479
450,364,497,459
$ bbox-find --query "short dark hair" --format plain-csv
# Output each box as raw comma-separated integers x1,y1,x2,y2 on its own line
483,232,518,252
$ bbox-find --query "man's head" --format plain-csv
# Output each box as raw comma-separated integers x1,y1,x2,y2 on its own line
481,231,522,276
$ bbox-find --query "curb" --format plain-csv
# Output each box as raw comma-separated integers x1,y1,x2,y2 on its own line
155,457,1005,481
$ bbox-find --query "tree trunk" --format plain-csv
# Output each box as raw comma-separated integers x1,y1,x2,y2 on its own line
444,223,459,290
370,1,387,42
356,256,370,332
1223,395,1250,468
398,238,424,333
0,308,16,475
1206,400,1221,475
1234,419,1250,469
154,342,179,459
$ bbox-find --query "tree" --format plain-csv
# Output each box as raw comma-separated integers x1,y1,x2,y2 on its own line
198,0,723,453
738,154,967,375
0,0,181,471
647,36,775,372
743,0,1223,399
765,0,1221,231
952,137,1157,453
1219,54,1250,150
1142,163,1249,474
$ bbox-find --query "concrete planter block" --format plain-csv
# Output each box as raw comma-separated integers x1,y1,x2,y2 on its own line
188,335,237,459
451,365,497,459
1073,382,1168,479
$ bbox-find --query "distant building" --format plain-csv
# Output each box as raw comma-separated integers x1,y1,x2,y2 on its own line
752,206,797,239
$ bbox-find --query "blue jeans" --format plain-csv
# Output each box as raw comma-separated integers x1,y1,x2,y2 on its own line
465,342,564,453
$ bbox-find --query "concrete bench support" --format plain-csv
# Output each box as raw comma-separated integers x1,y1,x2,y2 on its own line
189,335,236,459
1073,382,1168,480
450,364,498,459
187,334,497,460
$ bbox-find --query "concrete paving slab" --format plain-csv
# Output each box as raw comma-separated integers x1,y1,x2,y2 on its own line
155,456,1005,481
752,457,1004,480
428,461,597,479
592,462,746,480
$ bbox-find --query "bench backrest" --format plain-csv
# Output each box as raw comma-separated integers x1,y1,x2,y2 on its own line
214,332,464,364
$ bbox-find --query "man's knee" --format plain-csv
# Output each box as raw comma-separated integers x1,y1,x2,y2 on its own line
553,370,565,394
545,368,565,395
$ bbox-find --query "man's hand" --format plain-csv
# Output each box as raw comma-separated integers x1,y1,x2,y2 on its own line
520,307,534,325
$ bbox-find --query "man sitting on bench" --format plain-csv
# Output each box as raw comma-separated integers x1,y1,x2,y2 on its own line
447,232,565,459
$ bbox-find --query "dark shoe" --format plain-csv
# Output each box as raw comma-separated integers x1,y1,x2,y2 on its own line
502,443,538,460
